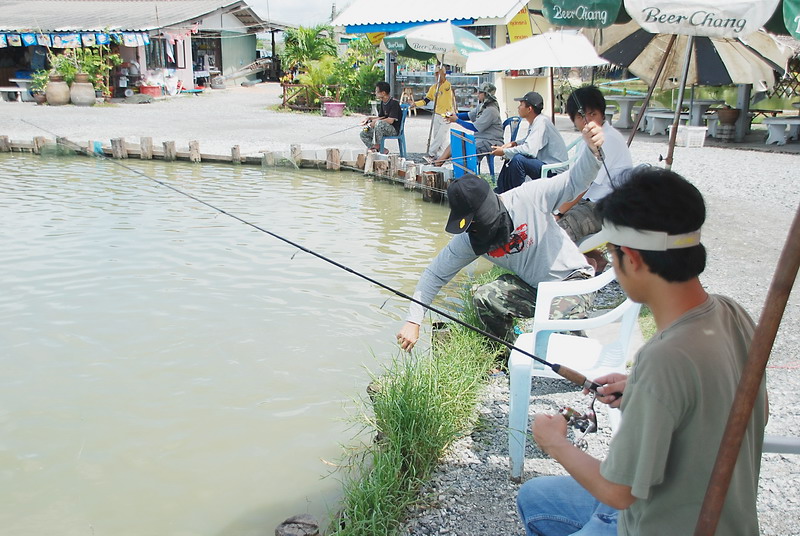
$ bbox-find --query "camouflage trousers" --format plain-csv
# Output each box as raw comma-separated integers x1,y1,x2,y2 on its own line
557,199,602,243
472,272,594,342
360,120,397,148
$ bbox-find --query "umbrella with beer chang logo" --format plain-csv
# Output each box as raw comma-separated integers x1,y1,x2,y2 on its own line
586,0,790,167
381,22,490,67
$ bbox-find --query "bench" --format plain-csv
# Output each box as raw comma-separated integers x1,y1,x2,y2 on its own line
762,117,800,145
0,86,24,102
644,111,689,136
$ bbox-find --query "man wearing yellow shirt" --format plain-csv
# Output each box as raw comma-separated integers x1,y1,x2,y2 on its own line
413,65,458,160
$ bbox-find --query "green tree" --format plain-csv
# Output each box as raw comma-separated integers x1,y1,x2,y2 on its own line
281,25,337,72
332,37,384,112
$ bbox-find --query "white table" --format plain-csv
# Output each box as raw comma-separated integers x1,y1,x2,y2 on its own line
644,111,689,136
762,117,800,145
9,78,34,102
688,99,724,126
606,95,644,129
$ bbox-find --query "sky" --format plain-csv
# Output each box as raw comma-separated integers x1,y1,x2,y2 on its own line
248,0,352,27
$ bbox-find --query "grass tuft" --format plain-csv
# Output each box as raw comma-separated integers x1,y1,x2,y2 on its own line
329,274,499,535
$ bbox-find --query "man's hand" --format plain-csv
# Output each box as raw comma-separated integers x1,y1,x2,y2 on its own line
532,413,571,456
396,322,420,352
444,114,458,123
490,145,506,157
585,372,627,408
581,121,605,155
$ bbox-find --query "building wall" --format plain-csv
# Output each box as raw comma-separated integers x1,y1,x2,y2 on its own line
221,33,257,85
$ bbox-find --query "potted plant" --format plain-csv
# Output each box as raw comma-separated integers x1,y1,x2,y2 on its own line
30,69,49,105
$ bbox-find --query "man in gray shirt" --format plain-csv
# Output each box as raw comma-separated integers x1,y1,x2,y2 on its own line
492,91,569,194
396,122,605,351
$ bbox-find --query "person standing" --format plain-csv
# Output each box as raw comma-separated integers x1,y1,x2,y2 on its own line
360,81,402,153
517,167,768,536
413,65,458,161
492,91,568,193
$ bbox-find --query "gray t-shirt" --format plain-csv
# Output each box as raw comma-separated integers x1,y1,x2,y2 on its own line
502,113,568,165
468,102,504,145
406,146,599,324
601,294,766,535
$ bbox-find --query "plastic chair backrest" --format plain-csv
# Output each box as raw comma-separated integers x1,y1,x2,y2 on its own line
380,104,408,157
540,136,582,178
503,116,522,142
507,267,642,479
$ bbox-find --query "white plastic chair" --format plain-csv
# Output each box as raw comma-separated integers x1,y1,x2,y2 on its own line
507,267,642,480
540,137,582,178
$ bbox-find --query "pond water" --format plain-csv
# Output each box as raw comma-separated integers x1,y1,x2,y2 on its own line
0,154,487,536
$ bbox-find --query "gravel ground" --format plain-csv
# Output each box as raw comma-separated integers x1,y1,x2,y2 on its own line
3,83,799,534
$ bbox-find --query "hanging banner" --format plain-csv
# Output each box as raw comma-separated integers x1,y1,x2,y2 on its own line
36,34,51,47
96,33,110,45
507,7,534,42
51,33,81,48
624,0,780,37
81,33,97,46
542,0,621,29
0,35,6,48
785,0,800,40
21,33,37,46
7,34,22,46
366,32,386,46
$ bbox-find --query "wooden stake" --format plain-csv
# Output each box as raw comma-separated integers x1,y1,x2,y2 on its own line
290,144,302,165
364,152,375,174
163,141,176,162
140,137,153,160
111,138,128,159
374,160,389,174
0,136,10,152
326,148,341,170
32,136,47,155
188,140,201,163
356,153,366,170
231,145,241,164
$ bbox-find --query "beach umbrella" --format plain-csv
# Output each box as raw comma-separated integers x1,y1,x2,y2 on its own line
585,0,790,167
464,30,608,73
381,22,490,67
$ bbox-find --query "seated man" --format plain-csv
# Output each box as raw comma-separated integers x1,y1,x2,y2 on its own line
359,81,401,153
433,82,504,169
491,91,568,194
554,86,633,271
517,167,768,536
396,121,605,350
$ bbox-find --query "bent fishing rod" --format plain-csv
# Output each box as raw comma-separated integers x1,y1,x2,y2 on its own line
21,119,605,394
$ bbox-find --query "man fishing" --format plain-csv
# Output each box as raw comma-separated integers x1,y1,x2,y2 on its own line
396,121,605,351
360,81,402,153
517,167,768,535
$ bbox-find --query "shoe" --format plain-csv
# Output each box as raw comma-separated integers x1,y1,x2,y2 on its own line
380,148,389,155
423,155,434,164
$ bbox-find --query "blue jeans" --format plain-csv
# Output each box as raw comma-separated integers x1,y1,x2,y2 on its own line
517,476,618,536
495,154,547,193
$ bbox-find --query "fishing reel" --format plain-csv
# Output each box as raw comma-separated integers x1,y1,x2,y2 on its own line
559,394,598,451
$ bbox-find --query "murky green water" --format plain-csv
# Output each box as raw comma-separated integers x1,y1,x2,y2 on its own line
0,154,488,535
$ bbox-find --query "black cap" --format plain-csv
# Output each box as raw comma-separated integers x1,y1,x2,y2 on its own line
514,91,544,110
445,175,490,234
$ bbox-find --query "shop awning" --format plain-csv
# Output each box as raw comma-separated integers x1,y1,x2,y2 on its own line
332,0,530,33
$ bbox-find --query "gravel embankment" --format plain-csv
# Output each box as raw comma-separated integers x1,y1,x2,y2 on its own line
4,83,799,534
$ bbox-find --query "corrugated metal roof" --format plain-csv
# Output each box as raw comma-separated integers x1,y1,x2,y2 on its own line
332,0,529,31
0,0,275,33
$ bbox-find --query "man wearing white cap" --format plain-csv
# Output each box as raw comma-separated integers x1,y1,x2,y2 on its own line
517,167,767,535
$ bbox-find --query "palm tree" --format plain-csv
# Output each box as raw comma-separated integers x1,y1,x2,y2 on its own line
281,25,337,73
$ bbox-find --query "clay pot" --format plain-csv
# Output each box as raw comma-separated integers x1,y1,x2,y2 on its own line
45,74,70,106
70,72,96,106
32,92,47,105
716,108,740,125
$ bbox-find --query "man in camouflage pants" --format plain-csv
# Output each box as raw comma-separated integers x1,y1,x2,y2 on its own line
396,122,606,351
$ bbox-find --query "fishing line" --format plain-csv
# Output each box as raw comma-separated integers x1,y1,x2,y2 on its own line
20,118,604,393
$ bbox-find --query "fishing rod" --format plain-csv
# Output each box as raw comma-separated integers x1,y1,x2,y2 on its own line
20,119,605,394
312,123,364,142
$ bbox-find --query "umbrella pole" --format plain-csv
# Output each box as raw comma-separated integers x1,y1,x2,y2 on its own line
694,203,800,535
426,64,443,156
665,36,694,170
627,35,677,147
550,67,555,123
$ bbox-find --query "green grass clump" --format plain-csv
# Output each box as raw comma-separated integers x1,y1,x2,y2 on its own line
329,276,498,535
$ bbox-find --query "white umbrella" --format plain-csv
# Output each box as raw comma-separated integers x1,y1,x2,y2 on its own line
464,30,609,73
381,21,490,67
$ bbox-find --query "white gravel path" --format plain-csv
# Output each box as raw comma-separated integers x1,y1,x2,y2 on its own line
3,82,799,534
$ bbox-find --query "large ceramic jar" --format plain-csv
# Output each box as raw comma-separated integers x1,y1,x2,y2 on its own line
45,74,70,106
70,72,96,106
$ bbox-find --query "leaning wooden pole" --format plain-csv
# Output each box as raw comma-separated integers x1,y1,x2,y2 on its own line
694,203,800,535
627,34,676,147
